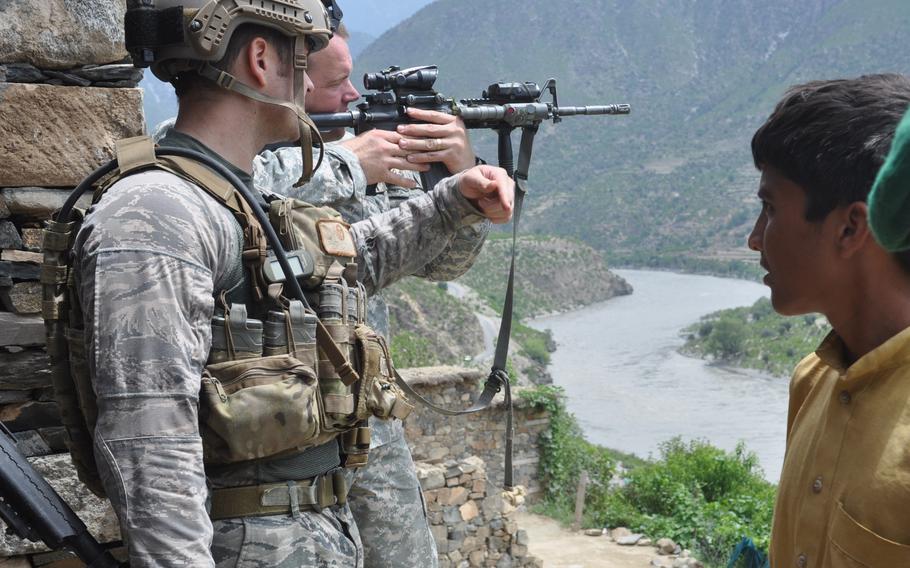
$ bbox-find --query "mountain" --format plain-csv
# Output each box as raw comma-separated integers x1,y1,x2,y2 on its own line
341,0,437,38
353,0,910,272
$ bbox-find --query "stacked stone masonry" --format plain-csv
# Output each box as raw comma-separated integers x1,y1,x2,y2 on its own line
403,366,551,494
0,0,140,468
418,457,542,568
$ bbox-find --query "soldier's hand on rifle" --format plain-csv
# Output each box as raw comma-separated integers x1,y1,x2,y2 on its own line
341,129,429,188
398,108,477,174
457,165,514,224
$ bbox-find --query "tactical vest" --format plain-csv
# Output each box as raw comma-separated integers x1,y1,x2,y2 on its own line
42,136,414,498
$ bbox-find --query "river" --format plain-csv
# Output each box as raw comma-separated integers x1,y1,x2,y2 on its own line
529,269,789,482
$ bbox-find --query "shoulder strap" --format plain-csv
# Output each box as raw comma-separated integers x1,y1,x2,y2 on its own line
98,136,269,302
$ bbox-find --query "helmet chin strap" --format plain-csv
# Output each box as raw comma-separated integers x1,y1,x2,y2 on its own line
195,36,325,186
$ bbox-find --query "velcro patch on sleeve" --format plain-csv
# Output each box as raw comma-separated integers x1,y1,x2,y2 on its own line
316,219,357,258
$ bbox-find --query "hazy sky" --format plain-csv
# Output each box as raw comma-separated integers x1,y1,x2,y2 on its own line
342,0,436,38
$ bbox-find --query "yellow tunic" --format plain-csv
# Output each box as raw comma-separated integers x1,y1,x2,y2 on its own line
769,328,910,568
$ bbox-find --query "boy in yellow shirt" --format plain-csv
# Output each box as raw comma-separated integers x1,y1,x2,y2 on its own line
747,74,910,568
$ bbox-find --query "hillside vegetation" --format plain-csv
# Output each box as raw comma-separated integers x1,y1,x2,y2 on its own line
681,298,831,377
457,234,632,320
355,0,910,272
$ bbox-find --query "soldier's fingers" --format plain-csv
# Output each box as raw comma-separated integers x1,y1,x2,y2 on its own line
406,150,448,164
404,107,456,125
397,122,449,138
388,157,430,173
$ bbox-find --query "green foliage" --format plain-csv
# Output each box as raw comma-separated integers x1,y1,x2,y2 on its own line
513,322,555,366
390,331,437,368
604,439,775,567
519,386,618,527
704,316,747,360
683,297,830,376
521,385,775,568
458,235,629,319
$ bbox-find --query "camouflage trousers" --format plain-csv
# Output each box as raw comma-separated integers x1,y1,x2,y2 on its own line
211,504,362,567
347,419,439,568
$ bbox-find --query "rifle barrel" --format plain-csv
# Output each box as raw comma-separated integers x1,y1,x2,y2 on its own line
555,104,631,116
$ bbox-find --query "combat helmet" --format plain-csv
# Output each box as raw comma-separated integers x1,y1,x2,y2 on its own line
124,0,334,184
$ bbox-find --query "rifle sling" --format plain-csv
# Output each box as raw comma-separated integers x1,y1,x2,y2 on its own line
394,126,538,489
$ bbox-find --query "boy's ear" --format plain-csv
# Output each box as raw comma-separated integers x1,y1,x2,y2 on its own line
836,201,873,258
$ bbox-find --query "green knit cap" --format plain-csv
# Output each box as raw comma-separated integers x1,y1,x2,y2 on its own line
869,107,910,252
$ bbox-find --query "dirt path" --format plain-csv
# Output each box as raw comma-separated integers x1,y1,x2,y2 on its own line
517,512,657,568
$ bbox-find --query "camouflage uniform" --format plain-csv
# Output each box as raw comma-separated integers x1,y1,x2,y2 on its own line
74,131,486,567
254,138,489,568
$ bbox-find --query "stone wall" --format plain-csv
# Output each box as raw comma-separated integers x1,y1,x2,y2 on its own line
0,0,143,464
417,457,541,568
401,367,551,496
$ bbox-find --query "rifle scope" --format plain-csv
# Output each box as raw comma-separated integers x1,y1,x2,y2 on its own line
363,65,438,92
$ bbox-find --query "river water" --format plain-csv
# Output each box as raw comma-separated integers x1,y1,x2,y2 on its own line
529,269,789,482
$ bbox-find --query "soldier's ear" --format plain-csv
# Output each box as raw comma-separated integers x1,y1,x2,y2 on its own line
242,37,271,89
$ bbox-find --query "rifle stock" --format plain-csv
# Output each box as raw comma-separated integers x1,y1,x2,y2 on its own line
0,421,121,567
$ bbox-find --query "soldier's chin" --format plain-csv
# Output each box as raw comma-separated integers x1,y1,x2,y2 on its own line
319,127,346,143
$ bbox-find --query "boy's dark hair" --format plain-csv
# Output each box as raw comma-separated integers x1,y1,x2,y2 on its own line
752,74,910,221
173,24,295,99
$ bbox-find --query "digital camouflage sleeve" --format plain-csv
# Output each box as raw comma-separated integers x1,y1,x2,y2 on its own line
74,168,482,567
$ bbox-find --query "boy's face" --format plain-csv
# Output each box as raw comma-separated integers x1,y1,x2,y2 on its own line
748,166,839,315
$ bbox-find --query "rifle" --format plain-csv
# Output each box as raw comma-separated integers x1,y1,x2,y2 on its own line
0,421,121,567
310,64,631,190
312,66,631,489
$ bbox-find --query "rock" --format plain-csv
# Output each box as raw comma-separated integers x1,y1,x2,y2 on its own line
515,529,529,546
417,464,446,490
1,187,92,220
0,250,41,264
43,70,93,87
650,559,669,568
0,260,40,281
1,281,42,314
584,528,604,536
616,534,644,545
19,228,42,251
657,538,678,555
12,429,51,457
446,486,469,506
610,527,632,540
638,538,654,546
0,400,61,432
0,313,45,346
459,500,479,522
0,0,127,69
3,63,46,83
0,84,143,188
0,220,21,248
72,64,143,84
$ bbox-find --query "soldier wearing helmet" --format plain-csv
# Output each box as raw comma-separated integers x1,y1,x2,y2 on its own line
72,1,515,565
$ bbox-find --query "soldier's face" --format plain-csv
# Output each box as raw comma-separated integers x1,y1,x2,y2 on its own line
306,36,360,141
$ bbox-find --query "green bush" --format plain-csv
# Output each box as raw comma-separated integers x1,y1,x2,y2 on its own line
390,331,436,368
705,316,747,360
608,439,773,567
522,390,775,568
